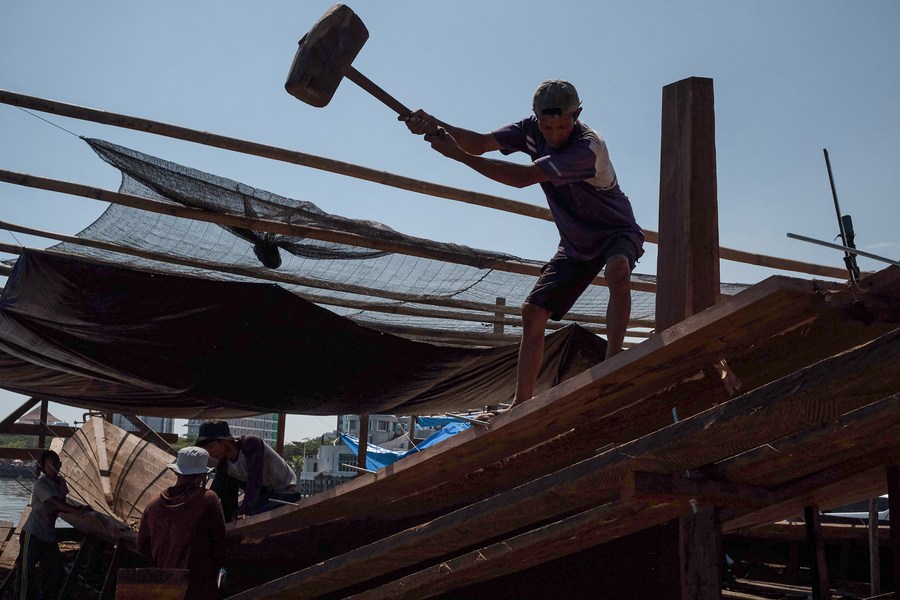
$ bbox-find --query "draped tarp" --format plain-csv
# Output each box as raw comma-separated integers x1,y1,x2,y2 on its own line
0,250,607,418
339,421,473,470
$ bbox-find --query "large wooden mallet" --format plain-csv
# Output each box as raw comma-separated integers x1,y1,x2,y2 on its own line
285,4,411,117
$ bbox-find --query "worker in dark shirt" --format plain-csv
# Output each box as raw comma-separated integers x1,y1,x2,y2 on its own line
196,420,301,521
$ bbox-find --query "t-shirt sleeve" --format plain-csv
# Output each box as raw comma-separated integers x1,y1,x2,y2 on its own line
491,118,531,156
534,140,597,187
32,477,57,504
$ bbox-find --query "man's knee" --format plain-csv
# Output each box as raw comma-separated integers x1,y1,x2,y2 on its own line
521,303,551,330
604,255,632,288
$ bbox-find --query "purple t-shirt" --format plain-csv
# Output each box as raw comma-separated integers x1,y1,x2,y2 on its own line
492,116,644,262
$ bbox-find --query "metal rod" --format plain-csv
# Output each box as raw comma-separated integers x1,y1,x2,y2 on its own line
823,149,859,283
341,463,377,475
444,413,491,428
787,233,899,268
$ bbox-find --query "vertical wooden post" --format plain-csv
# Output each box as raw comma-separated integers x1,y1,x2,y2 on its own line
408,415,418,446
887,466,900,593
679,507,722,600
804,504,832,600
357,414,369,473
658,77,724,600
275,412,286,456
37,398,49,450
656,76,720,332
868,497,881,596
493,297,506,335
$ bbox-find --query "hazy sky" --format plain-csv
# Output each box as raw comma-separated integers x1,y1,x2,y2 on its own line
1,1,898,442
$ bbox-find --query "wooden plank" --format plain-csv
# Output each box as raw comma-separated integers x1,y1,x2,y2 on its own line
233,274,827,542
0,496,30,570
657,76,720,331
729,520,891,545
93,416,114,506
115,568,189,600
232,282,900,576
227,328,900,595
0,448,49,461
338,501,685,600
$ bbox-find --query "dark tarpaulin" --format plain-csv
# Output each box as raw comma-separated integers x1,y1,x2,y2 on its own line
0,250,606,418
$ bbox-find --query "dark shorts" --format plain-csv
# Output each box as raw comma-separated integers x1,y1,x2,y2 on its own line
525,236,639,321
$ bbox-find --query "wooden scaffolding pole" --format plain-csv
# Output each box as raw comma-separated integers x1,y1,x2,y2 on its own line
0,89,850,280
0,169,657,294
0,227,655,334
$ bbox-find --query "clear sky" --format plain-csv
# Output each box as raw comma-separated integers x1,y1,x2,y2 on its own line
1,1,898,442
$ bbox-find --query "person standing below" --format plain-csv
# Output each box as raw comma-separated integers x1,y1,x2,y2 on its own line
403,80,644,406
16,450,89,600
137,446,228,600
195,421,301,521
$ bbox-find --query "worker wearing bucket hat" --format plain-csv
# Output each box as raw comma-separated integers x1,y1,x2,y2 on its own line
403,79,645,406
138,446,228,600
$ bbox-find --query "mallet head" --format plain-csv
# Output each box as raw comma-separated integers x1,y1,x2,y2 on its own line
285,3,369,108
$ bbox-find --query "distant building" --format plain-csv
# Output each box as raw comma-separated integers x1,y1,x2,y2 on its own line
184,414,280,447
338,414,410,449
297,414,444,497
111,414,174,435
17,407,67,428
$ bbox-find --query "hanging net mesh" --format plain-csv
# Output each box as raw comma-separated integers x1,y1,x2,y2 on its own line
28,138,747,345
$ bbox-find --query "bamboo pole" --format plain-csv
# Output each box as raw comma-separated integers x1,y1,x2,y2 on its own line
0,226,655,332
0,169,662,294
0,89,850,280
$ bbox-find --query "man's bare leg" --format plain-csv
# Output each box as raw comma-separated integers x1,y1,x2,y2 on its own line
513,303,551,406
603,255,632,360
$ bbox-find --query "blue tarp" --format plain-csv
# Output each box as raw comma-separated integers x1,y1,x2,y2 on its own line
340,421,472,470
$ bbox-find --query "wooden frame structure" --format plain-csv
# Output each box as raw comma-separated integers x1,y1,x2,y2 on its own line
0,77,898,598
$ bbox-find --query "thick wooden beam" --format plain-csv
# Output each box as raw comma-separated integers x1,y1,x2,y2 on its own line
657,76,724,600
680,507,722,600
37,398,48,451
869,497,881,596
0,396,40,431
357,414,369,472
622,471,775,509
657,76,720,331
275,413,286,457
804,505,832,600
887,466,900,594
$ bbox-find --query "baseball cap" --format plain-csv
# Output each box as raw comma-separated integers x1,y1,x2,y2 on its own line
532,80,581,116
